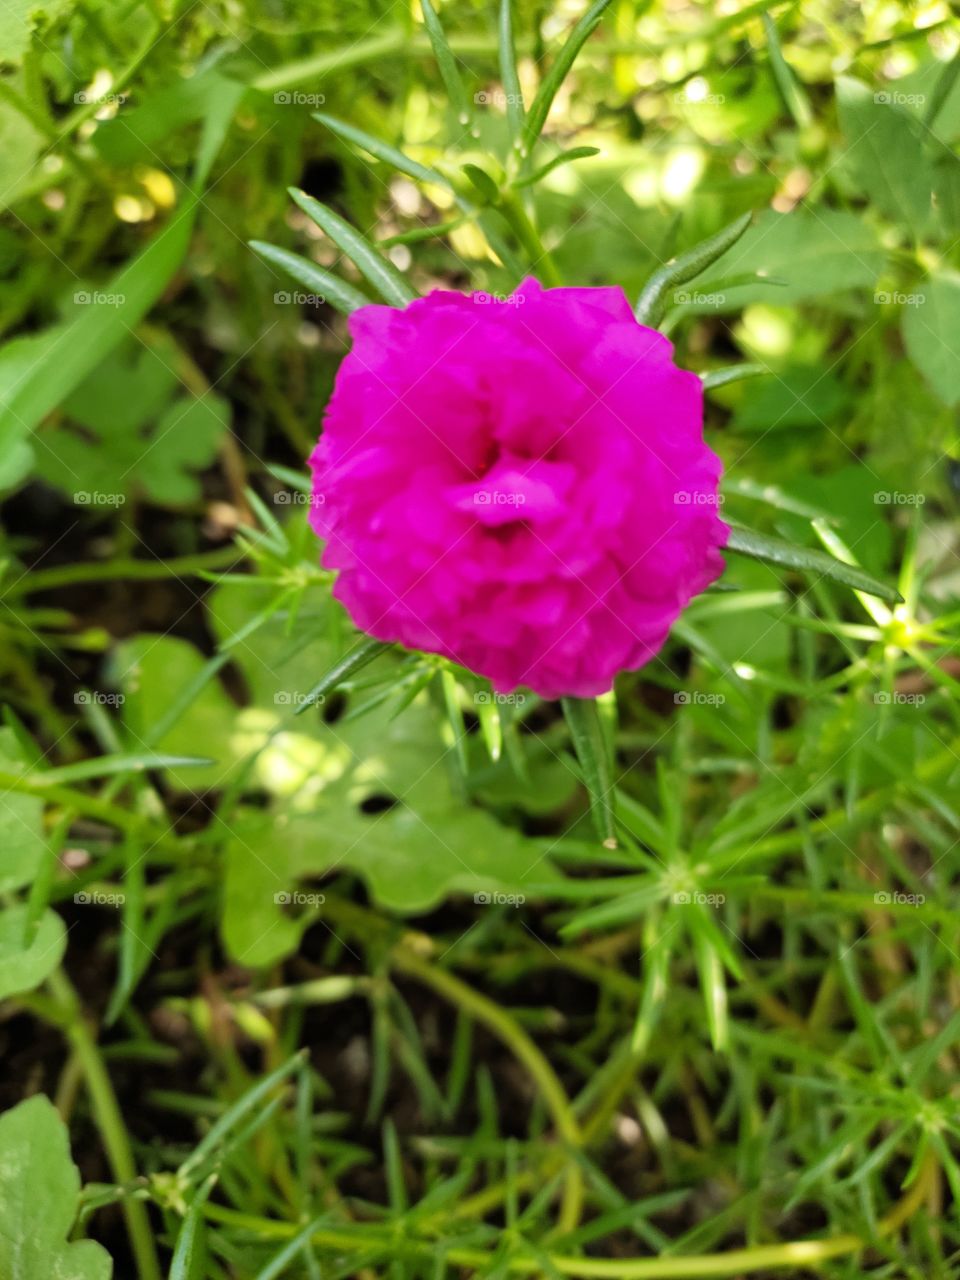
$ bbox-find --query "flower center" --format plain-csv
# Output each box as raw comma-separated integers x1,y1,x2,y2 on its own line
449,453,575,527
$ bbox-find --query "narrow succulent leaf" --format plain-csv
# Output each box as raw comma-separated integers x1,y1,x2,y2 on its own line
419,0,471,125
250,241,373,315
440,668,469,776
631,916,673,1053
168,1175,217,1280
287,188,416,307
476,692,503,762
763,13,812,127
513,146,600,188
691,925,728,1051
634,211,753,327
498,0,525,139
522,0,615,157
295,636,393,715
252,1218,327,1280
726,524,902,603
37,753,215,785
561,695,617,847
700,362,766,391
461,163,500,203
313,112,450,188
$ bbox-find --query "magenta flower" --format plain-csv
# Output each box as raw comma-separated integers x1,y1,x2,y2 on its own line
308,278,727,699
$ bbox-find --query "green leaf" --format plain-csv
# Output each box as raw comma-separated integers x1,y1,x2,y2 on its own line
0,195,200,454
461,162,500,204
836,75,936,238
900,270,960,407
498,0,525,139
726,525,902,603
522,0,615,157
634,211,753,326
287,187,416,307
250,241,373,316
674,208,885,312
561,697,617,847
0,1095,111,1280
513,146,600,188
763,12,812,127
700,363,766,392
295,636,392,715
313,112,450,188
419,0,471,124
0,727,44,894
0,0,76,67
0,905,66,1001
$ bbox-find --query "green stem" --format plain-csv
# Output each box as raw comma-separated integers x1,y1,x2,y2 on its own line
498,190,563,286
13,546,242,595
45,971,162,1280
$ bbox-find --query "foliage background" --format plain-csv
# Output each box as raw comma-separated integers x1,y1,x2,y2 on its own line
1,0,960,1276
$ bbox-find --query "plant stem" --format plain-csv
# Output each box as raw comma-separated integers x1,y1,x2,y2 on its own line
498,190,563,286
45,970,162,1280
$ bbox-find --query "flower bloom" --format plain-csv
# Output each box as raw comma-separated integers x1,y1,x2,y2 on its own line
308,278,727,699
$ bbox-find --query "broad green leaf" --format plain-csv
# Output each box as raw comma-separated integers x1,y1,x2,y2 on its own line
0,96,44,211
0,905,66,1001
561,697,617,846
731,366,850,432
726,525,901,602
0,0,76,67
0,727,44,893
288,187,416,307
522,0,615,157
36,340,229,505
0,1095,111,1280
634,211,753,326
680,209,884,312
836,76,936,238
901,270,960,407
250,241,373,315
